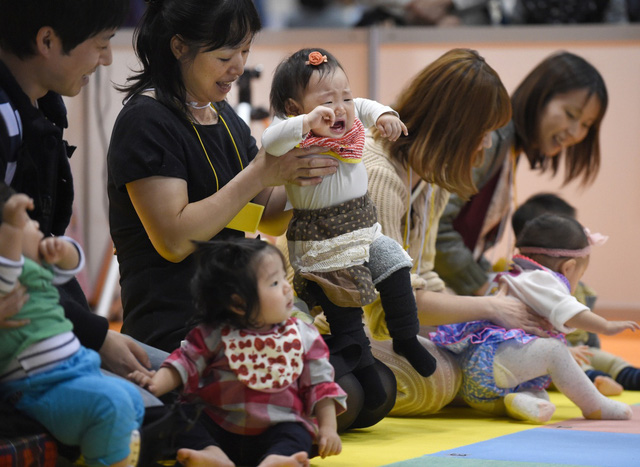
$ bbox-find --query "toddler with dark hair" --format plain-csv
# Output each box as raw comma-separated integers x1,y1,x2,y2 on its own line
263,47,436,411
129,238,346,466
431,213,638,423
512,193,640,395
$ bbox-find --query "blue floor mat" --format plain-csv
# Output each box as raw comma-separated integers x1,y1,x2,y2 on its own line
388,428,640,467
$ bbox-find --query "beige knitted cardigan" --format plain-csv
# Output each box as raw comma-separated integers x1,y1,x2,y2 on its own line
362,134,462,416
363,134,449,292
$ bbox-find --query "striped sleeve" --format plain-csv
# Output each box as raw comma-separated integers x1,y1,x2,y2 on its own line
0,255,24,295
50,236,86,285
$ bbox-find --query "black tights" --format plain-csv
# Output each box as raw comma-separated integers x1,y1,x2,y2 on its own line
335,359,397,432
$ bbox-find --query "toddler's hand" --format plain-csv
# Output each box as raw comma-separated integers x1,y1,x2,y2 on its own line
569,345,593,366
128,369,157,392
39,237,71,265
602,320,640,336
376,113,408,142
317,426,342,458
2,194,34,229
304,106,335,133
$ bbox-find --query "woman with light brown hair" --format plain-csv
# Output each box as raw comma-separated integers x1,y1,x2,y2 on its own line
435,51,607,298
361,48,551,416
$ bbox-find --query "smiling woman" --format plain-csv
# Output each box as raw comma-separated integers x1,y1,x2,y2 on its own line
435,51,608,298
538,89,602,158
171,33,254,119
106,0,338,354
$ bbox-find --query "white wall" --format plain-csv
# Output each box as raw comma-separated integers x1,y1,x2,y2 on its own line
65,25,640,313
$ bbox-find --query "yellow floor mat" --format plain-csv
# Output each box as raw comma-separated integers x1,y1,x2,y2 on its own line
312,391,640,467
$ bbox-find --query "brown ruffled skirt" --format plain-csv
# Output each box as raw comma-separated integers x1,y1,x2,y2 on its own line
287,194,379,308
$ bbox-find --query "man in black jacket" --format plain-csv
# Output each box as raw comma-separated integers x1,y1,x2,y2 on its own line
0,0,155,379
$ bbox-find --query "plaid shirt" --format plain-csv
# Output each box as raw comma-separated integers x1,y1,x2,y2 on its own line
164,317,346,437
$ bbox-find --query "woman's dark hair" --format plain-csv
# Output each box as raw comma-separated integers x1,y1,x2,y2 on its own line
119,0,261,121
516,213,588,258
383,48,511,200
512,192,577,238
269,47,344,118
190,237,285,329
511,51,607,186
0,0,129,59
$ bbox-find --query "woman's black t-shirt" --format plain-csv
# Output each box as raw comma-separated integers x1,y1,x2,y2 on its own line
107,95,258,351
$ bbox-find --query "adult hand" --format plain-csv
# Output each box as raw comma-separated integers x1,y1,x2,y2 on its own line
0,284,29,328
99,330,154,378
569,345,593,366
488,281,552,337
256,146,339,187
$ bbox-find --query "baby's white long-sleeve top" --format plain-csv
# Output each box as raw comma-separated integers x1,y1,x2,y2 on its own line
262,97,396,210
498,269,589,334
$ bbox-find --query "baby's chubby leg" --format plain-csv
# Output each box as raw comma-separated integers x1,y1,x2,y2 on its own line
494,339,631,422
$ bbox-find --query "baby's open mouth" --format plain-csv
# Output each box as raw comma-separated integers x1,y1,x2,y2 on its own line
330,121,345,132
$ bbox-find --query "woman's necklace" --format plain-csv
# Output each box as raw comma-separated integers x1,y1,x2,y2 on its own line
403,168,435,277
187,101,212,110
189,103,243,192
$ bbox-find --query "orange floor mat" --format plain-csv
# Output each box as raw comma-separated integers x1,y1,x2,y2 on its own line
599,328,640,367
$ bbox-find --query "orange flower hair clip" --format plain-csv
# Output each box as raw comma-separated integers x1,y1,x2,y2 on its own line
306,51,328,66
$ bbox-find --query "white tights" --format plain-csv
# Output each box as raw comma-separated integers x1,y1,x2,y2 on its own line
493,339,631,423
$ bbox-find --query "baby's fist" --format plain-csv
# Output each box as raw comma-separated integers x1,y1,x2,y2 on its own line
376,113,408,142
2,194,34,229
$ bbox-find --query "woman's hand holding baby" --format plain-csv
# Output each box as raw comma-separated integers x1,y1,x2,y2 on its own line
569,345,594,366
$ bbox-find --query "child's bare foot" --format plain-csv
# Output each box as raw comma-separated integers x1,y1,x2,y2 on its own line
594,375,624,396
258,451,309,467
176,446,234,467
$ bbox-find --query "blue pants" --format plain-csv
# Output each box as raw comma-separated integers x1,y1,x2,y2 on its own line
1,347,144,466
